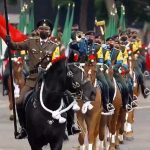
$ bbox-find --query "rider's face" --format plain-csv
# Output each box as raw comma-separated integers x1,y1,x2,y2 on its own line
38,26,51,39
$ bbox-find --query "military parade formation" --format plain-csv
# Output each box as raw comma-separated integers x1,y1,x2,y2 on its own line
0,0,150,150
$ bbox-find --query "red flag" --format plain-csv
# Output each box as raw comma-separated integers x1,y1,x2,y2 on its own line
146,48,150,71
0,15,27,42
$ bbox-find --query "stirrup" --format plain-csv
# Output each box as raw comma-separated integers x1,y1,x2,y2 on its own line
131,100,138,108
133,95,138,100
144,88,150,96
126,104,133,112
144,71,149,77
107,103,115,112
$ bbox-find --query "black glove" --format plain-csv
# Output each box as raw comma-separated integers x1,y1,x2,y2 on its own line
5,35,11,46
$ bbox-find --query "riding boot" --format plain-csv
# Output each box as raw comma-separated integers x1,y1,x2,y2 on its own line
114,74,133,112
63,95,80,136
97,80,114,115
127,75,138,108
138,71,150,98
104,73,115,106
16,106,27,139
2,67,10,96
66,109,80,135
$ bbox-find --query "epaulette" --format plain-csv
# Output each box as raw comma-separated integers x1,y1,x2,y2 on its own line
29,36,40,40
48,40,59,46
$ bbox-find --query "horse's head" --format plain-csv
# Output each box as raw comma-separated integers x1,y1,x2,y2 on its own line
67,63,96,101
84,63,96,85
12,57,24,73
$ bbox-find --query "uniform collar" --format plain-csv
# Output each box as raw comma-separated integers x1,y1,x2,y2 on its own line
40,38,48,43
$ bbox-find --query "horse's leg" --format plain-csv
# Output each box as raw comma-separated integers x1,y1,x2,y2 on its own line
124,110,135,141
108,110,119,150
7,79,14,121
76,110,87,150
116,108,126,147
49,139,63,150
86,112,100,150
99,115,107,150
28,137,42,150
93,116,100,150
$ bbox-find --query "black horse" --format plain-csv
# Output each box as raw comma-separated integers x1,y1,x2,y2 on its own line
25,56,96,150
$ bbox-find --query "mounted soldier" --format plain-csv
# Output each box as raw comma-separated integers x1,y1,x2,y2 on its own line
129,31,150,98
84,31,115,114
107,37,134,112
6,19,81,139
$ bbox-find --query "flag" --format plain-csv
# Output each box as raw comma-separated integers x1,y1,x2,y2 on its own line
105,4,118,39
68,3,75,42
26,2,34,34
52,5,60,37
61,3,71,47
18,8,27,33
8,0,17,5
0,38,2,64
119,5,126,32
0,15,27,42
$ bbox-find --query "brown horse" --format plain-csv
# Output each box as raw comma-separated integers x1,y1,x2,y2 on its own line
98,67,126,150
7,57,25,120
123,57,141,141
76,63,102,150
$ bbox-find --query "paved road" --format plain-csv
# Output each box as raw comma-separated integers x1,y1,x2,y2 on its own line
0,80,150,150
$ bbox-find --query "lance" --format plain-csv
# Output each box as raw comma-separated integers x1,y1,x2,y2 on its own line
3,0,18,138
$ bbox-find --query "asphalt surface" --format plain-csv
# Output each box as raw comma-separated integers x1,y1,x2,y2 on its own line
0,79,150,150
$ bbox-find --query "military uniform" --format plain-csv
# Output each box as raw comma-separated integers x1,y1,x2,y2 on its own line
9,36,59,105
130,38,150,98
110,44,132,111
96,44,115,113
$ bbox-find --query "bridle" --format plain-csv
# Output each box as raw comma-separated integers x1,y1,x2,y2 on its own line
67,63,91,101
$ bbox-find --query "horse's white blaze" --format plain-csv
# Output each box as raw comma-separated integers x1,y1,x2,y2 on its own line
88,144,93,150
113,77,117,101
88,69,92,75
80,144,86,150
94,79,97,87
118,134,124,142
111,134,116,143
13,82,20,98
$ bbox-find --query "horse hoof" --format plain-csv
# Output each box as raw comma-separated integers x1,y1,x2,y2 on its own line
115,145,120,150
125,136,134,141
109,144,116,150
124,132,134,141
9,115,14,121
119,141,124,144
109,147,116,150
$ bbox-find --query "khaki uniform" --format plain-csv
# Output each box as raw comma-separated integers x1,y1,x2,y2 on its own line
10,36,59,105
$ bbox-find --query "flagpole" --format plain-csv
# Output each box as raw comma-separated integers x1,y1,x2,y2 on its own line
3,0,18,138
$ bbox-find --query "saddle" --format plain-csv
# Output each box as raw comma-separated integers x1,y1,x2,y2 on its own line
24,90,34,109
